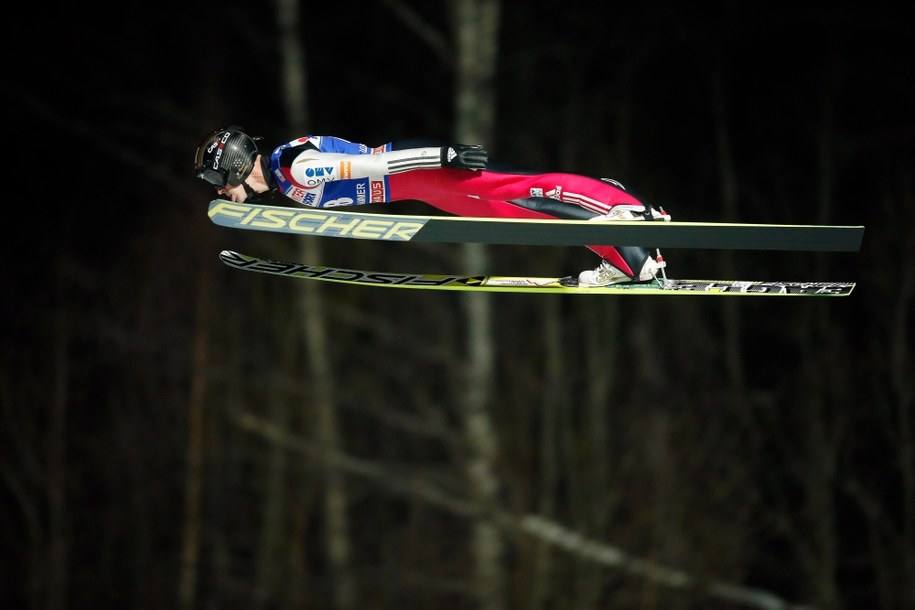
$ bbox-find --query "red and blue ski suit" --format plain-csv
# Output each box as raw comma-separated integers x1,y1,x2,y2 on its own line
267,135,654,276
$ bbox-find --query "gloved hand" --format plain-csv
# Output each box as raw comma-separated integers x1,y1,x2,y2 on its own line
441,144,488,171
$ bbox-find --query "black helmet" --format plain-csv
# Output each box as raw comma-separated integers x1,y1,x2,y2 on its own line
194,125,259,187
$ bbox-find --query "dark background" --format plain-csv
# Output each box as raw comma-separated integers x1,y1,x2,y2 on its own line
2,1,913,609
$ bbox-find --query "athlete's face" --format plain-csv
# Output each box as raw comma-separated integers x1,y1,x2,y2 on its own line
216,181,249,203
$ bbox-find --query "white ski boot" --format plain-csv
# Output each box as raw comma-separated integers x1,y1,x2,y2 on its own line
589,204,671,222
578,255,665,287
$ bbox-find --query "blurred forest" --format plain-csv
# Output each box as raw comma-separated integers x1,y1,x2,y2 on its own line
2,1,913,609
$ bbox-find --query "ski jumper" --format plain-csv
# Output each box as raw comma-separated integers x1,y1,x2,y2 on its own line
268,135,652,276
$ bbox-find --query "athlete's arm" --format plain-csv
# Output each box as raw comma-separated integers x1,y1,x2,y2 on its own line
288,144,487,185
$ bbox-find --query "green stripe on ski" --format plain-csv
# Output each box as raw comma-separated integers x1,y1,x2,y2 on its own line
208,200,864,252
218,250,856,296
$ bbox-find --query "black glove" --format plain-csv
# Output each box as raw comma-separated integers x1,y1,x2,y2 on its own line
441,144,488,171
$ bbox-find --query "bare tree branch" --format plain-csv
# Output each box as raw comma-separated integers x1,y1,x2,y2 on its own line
234,409,810,610
379,0,451,66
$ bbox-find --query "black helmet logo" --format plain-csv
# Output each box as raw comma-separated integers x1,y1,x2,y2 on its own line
195,125,259,187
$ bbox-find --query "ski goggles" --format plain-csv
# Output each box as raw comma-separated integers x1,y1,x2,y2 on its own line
197,167,229,188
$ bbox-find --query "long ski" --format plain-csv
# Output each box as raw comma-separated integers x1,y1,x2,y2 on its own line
208,200,864,252
218,250,856,296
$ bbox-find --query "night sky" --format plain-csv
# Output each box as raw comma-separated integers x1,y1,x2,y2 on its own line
3,1,914,608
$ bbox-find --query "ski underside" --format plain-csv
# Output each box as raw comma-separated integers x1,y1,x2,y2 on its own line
218,250,856,297
209,200,860,296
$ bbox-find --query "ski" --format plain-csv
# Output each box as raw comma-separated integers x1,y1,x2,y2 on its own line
208,200,864,252
218,250,856,296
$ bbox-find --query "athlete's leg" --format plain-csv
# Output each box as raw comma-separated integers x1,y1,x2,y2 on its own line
391,169,645,212
387,169,659,280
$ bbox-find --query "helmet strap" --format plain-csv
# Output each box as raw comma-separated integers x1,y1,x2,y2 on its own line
260,155,277,190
